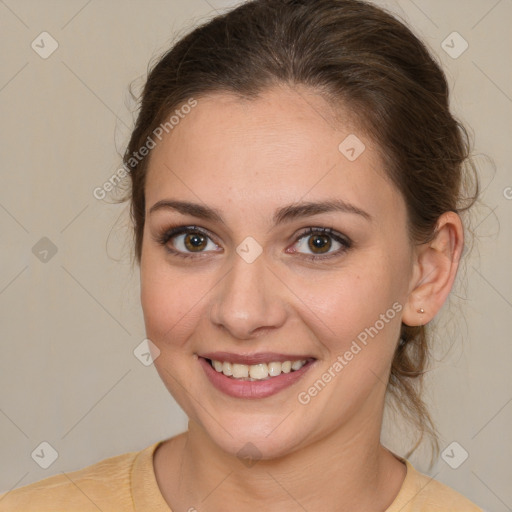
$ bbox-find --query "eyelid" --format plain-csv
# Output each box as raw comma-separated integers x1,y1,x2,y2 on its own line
294,226,351,245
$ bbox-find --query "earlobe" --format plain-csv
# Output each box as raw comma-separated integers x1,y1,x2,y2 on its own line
402,211,464,327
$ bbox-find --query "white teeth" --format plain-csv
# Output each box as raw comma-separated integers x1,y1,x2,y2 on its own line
249,363,268,380
267,362,282,377
222,361,233,376
281,361,292,373
291,360,306,371
209,358,308,380
232,363,249,378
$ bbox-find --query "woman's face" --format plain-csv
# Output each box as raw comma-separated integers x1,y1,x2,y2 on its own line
140,85,415,459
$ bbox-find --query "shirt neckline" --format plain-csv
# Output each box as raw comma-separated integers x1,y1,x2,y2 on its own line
131,440,416,512
384,454,418,511
131,439,173,511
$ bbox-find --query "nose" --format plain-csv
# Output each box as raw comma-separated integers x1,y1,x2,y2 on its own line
208,249,287,340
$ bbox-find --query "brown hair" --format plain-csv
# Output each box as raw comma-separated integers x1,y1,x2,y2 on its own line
122,0,479,463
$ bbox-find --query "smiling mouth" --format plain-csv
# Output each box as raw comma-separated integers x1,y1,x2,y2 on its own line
205,357,315,381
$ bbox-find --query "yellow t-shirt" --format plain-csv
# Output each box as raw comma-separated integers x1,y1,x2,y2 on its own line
0,439,483,511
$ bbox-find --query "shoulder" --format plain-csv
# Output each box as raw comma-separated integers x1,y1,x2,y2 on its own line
0,447,142,511
388,459,484,512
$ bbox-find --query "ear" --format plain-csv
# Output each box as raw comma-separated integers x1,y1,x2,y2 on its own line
402,211,464,327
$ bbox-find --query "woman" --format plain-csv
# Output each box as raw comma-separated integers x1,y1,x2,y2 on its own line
0,0,483,510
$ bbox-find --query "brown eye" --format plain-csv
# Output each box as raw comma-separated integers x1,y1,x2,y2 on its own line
292,227,351,260
307,234,332,254
183,232,208,252
157,226,220,258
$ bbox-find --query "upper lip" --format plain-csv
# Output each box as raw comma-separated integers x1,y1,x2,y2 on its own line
200,352,316,365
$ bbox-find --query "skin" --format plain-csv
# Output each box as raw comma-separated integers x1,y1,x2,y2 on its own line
140,84,464,511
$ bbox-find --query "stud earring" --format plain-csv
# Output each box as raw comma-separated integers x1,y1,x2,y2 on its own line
417,308,425,314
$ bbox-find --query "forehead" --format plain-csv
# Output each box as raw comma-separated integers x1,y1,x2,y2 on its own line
144,86,401,223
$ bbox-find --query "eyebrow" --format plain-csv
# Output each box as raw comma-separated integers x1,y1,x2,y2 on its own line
149,198,372,224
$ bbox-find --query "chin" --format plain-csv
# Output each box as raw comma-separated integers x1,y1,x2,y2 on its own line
194,409,312,462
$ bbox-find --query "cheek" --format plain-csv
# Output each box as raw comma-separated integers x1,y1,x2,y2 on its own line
140,249,204,349
140,254,205,411
295,265,404,415
301,261,403,352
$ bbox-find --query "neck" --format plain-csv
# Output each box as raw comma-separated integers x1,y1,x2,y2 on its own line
155,399,406,511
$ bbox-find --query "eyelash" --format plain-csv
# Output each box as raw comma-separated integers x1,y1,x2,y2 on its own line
154,225,352,261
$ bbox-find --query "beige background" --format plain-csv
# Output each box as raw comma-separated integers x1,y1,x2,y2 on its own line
0,0,511,509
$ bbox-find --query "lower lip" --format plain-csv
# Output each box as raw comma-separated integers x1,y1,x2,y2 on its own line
199,357,315,399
